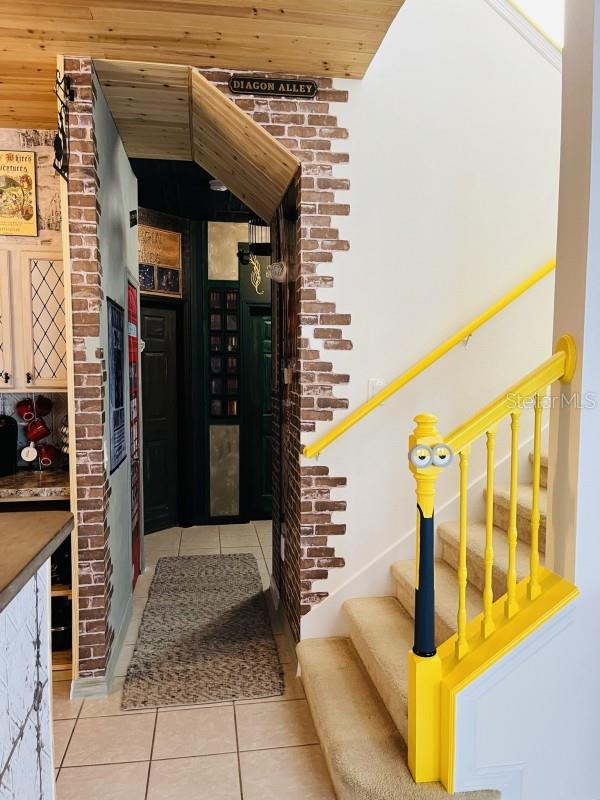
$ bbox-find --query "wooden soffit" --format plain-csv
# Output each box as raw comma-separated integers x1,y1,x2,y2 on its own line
190,70,299,222
95,60,300,221
0,1,406,130
94,60,192,160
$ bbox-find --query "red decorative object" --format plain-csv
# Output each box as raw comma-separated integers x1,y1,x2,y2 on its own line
35,395,53,417
15,398,35,422
26,417,50,442
38,443,58,468
128,282,141,587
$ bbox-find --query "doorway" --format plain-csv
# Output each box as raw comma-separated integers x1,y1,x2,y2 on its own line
241,307,272,520
141,304,179,533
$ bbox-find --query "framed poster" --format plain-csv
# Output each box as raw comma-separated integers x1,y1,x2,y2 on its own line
0,150,37,236
108,297,127,473
127,283,141,586
138,224,182,298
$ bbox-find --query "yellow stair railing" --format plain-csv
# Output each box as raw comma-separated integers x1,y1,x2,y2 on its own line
304,259,556,459
408,334,579,792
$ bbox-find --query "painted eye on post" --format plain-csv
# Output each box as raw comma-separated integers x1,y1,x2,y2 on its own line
409,445,433,469
432,443,454,468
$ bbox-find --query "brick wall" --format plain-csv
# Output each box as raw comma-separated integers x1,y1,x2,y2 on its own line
64,62,352,655
64,57,114,678
200,69,352,632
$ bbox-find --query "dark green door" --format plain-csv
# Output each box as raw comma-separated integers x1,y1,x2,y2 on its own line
242,307,272,519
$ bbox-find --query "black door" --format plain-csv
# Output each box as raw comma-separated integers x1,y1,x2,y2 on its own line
141,306,179,533
242,307,272,519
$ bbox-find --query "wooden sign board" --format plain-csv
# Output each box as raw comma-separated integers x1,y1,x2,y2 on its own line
228,75,317,99
0,150,37,236
138,224,182,298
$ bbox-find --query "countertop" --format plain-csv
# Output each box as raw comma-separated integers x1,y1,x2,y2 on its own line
0,510,74,613
0,469,70,501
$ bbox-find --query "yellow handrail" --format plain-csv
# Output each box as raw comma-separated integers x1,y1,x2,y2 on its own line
444,333,576,454
303,259,556,459
408,333,577,789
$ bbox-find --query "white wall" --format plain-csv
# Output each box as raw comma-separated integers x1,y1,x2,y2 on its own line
515,0,565,45
453,601,578,799
93,73,139,664
302,0,562,636
452,2,600,797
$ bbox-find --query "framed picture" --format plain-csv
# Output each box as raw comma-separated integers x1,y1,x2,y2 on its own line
138,224,182,298
0,150,37,236
108,298,127,473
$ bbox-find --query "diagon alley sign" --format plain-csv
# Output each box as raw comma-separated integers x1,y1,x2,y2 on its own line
228,74,318,98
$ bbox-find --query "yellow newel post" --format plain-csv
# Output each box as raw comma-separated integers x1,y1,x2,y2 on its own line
408,414,445,783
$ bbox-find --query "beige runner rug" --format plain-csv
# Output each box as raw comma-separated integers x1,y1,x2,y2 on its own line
122,554,283,709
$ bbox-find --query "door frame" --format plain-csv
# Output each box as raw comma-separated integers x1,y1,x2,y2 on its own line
138,219,206,529
140,298,183,532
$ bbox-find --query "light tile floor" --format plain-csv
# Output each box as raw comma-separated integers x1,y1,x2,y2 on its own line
54,521,335,800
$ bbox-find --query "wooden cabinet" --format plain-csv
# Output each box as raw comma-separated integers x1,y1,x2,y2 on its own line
0,248,67,391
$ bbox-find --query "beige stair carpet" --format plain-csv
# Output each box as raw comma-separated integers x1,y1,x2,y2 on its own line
122,554,283,709
343,596,411,742
298,637,499,800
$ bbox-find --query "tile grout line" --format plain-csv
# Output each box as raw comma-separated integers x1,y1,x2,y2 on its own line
75,693,304,722
232,699,245,800
55,741,323,772
143,709,159,800
57,683,86,772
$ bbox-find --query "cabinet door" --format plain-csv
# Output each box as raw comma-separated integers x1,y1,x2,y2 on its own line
20,251,67,390
0,251,14,388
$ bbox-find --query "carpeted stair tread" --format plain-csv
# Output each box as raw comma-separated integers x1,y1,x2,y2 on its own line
492,484,546,517
490,483,547,552
297,637,499,800
343,596,412,742
438,520,532,598
392,559,482,645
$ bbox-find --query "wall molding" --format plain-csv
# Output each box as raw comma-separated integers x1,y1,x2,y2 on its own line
483,0,562,72
453,602,577,799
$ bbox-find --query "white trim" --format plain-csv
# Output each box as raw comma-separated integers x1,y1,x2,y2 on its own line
483,0,562,72
453,602,577,799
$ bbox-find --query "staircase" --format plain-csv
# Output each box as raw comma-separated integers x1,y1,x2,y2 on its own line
297,452,548,799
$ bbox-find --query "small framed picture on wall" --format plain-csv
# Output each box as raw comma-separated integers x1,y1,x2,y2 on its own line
0,150,38,237
138,224,182,298
108,298,127,473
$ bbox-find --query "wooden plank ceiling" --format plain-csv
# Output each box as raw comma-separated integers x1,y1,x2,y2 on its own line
95,61,192,160
0,0,405,130
95,59,300,221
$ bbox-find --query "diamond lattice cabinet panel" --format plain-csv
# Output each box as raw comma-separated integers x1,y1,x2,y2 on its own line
30,259,66,381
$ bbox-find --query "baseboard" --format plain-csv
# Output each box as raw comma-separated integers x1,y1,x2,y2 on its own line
265,584,298,673
71,594,133,699
270,574,281,610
